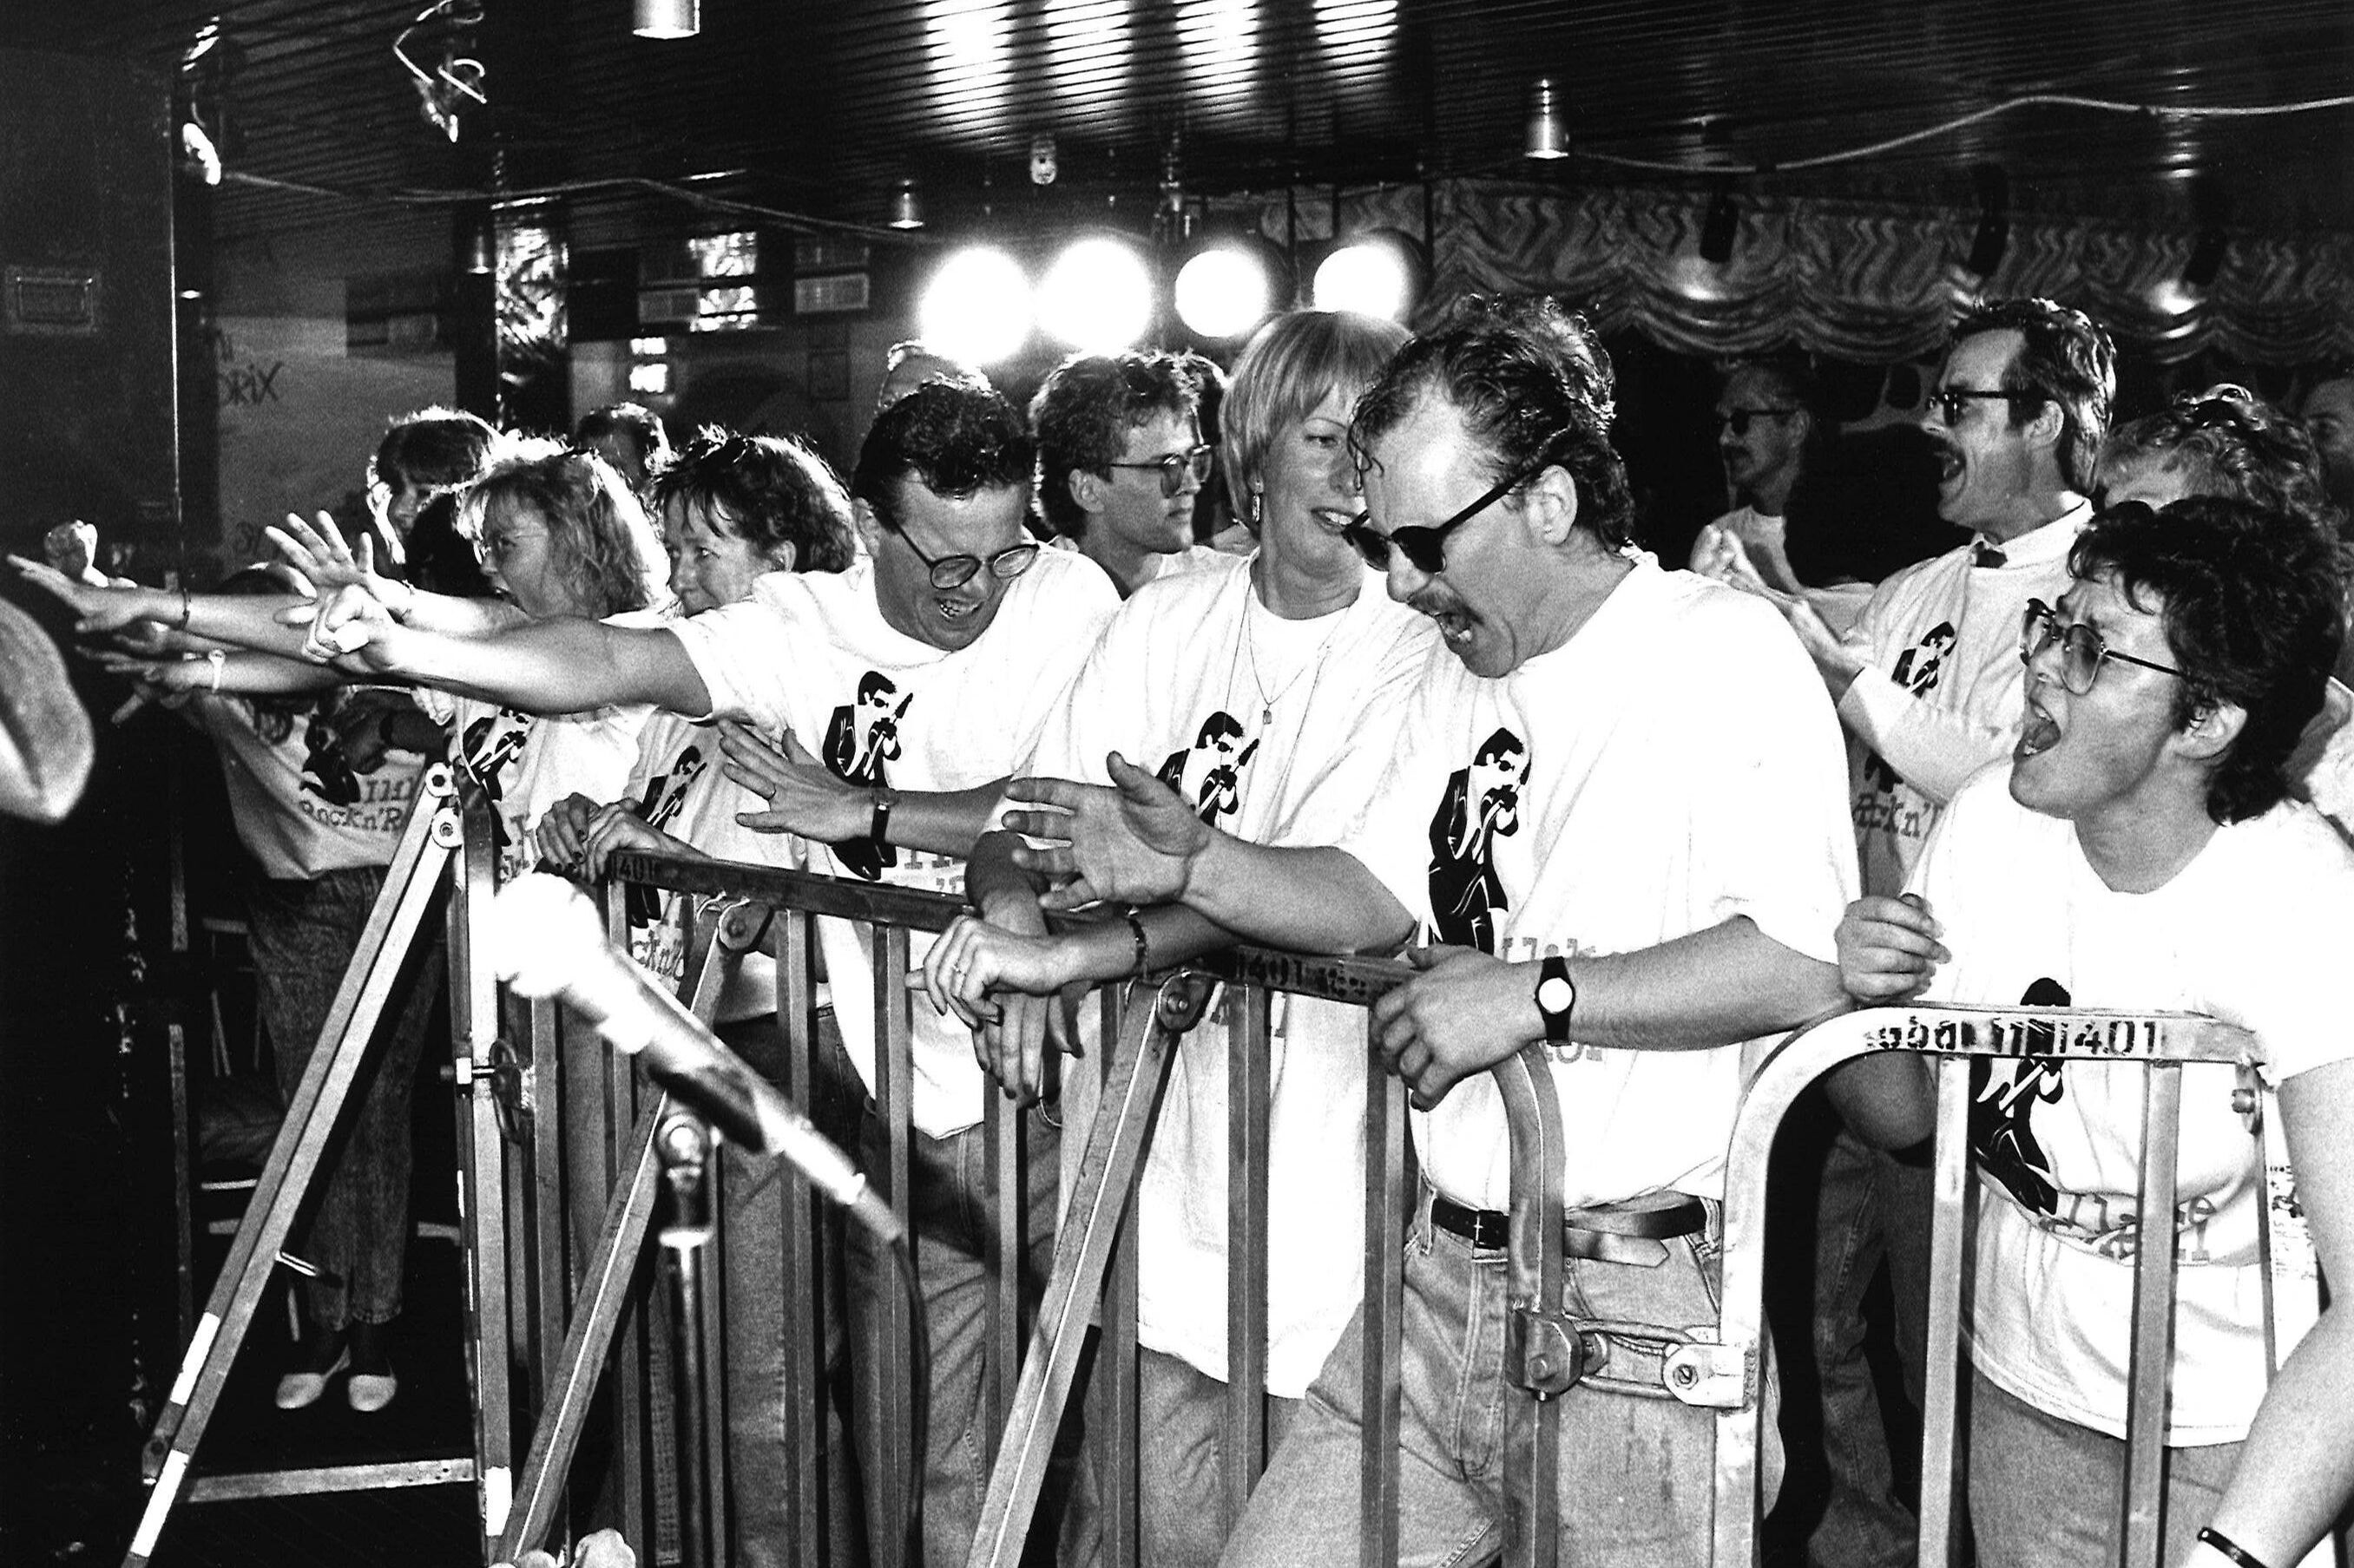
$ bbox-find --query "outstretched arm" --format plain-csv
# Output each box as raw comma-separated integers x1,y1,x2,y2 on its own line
1003,751,1413,955
303,586,709,717
267,511,525,639
718,722,1003,858
10,555,316,658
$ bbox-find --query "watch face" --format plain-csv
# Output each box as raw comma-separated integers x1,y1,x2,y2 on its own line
1536,976,1575,1014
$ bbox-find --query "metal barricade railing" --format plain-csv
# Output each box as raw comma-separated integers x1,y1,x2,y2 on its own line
1715,1005,2336,1568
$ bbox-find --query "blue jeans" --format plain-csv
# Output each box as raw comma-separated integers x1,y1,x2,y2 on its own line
1805,1125,1932,1567
247,864,440,1331
1220,1196,1774,1568
1137,1346,1303,1568
845,1100,1093,1568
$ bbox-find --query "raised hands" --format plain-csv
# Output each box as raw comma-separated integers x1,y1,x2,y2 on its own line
266,510,403,605
1003,751,1211,912
1835,893,1946,1003
720,722,865,842
8,554,162,634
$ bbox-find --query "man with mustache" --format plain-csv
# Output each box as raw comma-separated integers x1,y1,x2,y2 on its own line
1732,296,2116,1568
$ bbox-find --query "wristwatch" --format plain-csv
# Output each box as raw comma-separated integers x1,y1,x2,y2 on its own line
869,787,897,850
1535,955,1576,1045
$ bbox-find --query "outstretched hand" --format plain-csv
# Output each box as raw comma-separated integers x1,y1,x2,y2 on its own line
8,554,156,633
722,722,865,842
266,510,395,600
1004,751,1211,912
296,583,400,666
1835,893,1945,1003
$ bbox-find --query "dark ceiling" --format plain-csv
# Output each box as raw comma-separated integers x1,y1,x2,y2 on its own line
7,0,2351,263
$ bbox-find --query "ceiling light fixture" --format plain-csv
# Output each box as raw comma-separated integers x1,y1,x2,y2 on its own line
633,0,699,40
888,180,924,231
1525,77,1569,161
1311,229,1424,321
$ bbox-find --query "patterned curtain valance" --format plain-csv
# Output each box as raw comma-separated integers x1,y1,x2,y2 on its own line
1250,180,2354,365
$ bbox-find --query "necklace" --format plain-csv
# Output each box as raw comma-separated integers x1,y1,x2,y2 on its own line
1240,591,1338,727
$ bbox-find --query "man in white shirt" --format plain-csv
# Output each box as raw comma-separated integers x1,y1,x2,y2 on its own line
1836,495,2354,1568
1030,351,1224,598
1729,297,2118,1568
307,384,1121,1566
1689,358,1819,594
996,297,1883,1565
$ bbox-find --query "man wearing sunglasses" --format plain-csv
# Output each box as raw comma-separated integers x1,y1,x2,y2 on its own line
1031,350,1224,599
1688,357,1822,597
996,297,1893,1567
1836,496,2354,1568
298,383,1122,1565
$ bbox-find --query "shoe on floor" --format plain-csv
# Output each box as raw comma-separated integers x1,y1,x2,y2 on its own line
346,1319,397,1414
274,1333,350,1411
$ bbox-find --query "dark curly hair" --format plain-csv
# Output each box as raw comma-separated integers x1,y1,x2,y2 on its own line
852,382,1036,535
2099,384,2347,546
1028,351,1203,539
1350,294,1633,549
2070,495,2344,824
654,429,857,574
1953,297,2116,494
575,402,673,489
455,442,669,618
372,405,501,493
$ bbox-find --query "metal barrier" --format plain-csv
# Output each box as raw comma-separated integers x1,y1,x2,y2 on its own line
494,846,2338,1568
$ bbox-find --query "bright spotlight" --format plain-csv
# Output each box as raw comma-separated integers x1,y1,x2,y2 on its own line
1038,236,1154,352
917,246,1034,366
1312,232,1421,320
1174,245,1275,339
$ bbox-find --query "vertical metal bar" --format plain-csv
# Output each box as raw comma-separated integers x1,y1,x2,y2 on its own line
1097,984,1141,1568
1358,1040,1407,1568
985,1085,1023,1466
1916,1057,1976,1568
874,923,917,1568
780,913,825,1568
1225,984,1272,1528
531,989,566,1386
449,789,515,1554
168,1017,196,1342
2121,1065,2183,1568
598,882,653,1560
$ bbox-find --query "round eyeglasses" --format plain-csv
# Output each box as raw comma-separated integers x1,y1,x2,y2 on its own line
889,527,1041,591
1105,443,1216,498
2019,598,2185,695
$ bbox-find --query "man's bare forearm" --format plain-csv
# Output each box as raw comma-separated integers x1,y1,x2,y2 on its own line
1183,837,1415,955
355,616,707,717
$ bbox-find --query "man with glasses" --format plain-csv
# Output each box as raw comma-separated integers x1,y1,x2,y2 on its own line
1836,496,2354,1568
1031,350,1223,598
300,382,1121,1565
991,297,1882,1565
1688,357,1821,595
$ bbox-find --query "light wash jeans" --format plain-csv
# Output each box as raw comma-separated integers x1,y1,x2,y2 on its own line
1220,1196,1775,1568
1137,1345,1303,1568
247,864,440,1332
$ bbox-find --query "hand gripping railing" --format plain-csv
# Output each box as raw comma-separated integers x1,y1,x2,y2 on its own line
1710,1004,2332,1568
545,851,1580,1568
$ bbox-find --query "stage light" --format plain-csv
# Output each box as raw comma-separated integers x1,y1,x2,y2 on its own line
917,246,1033,365
888,180,924,231
634,0,698,39
1174,242,1279,339
1526,76,1569,161
1312,231,1422,320
1038,235,1155,352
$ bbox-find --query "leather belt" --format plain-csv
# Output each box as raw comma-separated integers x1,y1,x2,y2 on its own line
1430,1190,1707,1268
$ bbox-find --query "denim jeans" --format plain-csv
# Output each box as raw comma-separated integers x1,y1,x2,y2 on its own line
246,864,440,1331
845,1099,1093,1568
1137,1345,1302,1568
1220,1195,1774,1568
716,1010,870,1568
1967,1368,2232,1568
1803,1124,1933,1567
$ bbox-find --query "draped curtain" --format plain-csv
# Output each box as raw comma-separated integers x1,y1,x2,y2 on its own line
1251,179,2354,365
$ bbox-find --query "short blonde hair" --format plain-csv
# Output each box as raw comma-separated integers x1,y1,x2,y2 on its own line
1220,311,1409,522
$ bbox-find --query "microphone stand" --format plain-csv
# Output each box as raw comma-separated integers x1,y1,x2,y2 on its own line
654,1105,716,1568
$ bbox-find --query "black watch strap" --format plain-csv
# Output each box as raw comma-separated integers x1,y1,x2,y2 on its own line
1535,955,1576,1045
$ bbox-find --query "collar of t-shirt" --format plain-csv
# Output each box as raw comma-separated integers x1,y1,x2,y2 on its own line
1970,497,2093,573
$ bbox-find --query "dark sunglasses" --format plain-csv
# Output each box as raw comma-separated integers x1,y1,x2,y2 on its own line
1930,385,2042,425
1344,449,1555,576
1105,443,1216,498
889,526,1040,591
1712,406,1798,436
2019,598,2185,696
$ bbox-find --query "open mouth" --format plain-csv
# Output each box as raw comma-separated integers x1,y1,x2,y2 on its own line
1424,606,1476,647
936,596,978,623
1311,507,1362,536
1933,444,1965,484
2015,696,2061,759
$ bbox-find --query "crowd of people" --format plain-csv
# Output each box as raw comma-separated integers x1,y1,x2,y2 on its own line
11,296,2354,1568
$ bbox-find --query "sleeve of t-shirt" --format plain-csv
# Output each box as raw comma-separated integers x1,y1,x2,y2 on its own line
1331,682,1443,935
1905,764,2011,1007
2229,814,2354,1086
1021,595,1145,790
1694,600,1861,964
1838,660,2027,805
995,565,1121,768
667,600,795,729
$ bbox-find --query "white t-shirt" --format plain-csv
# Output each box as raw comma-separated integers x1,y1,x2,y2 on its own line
425,608,669,886
669,553,1121,1137
191,694,422,881
1693,504,1874,635
2285,677,2354,843
1840,503,2088,896
1338,555,1859,1210
1913,764,2354,1444
619,709,803,1024
1025,554,1437,1394
1049,536,1225,595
